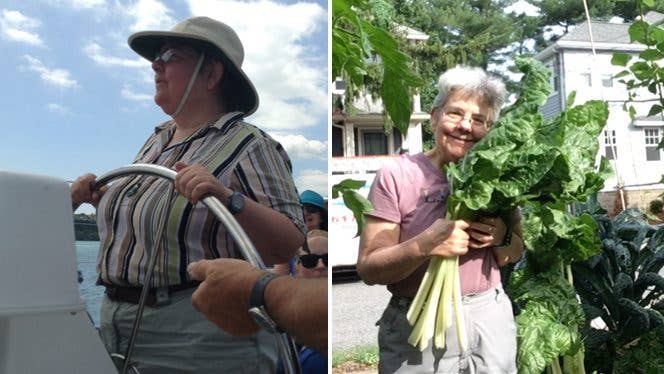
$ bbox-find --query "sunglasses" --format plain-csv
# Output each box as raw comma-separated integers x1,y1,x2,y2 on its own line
298,253,328,268
303,205,322,214
153,48,199,64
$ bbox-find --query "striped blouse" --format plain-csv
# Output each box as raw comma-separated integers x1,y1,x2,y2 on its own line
96,111,306,287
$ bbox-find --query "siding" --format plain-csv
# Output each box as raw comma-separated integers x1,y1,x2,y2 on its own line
540,93,562,120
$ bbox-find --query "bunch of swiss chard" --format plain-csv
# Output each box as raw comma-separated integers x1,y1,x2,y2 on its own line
406,57,612,374
571,203,664,374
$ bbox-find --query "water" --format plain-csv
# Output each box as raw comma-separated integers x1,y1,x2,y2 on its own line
75,241,104,327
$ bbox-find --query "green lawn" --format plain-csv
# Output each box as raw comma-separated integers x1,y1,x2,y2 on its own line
332,345,379,367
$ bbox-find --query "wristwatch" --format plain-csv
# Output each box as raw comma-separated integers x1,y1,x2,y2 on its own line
500,229,513,247
248,272,282,333
226,190,245,215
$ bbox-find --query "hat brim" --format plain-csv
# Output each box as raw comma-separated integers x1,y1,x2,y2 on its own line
128,30,259,116
303,201,327,213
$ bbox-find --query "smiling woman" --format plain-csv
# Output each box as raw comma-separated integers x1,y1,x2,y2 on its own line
355,66,524,373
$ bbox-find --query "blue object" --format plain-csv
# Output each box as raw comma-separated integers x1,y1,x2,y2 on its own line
276,347,327,374
299,190,326,211
299,347,327,374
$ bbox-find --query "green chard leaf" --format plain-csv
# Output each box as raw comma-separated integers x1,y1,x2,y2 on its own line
331,178,374,236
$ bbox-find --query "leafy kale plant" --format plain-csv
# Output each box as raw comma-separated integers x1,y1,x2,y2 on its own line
572,203,664,373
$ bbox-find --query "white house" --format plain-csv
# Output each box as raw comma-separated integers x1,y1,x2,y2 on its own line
535,11,664,213
330,27,429,274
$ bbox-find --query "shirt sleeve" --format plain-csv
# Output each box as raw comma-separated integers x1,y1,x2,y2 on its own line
367,161,402,224
229,136,306,235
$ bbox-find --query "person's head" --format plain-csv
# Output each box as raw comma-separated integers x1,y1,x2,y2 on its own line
429,66,506,164
300,190,327,231
127,17,258,118
295,230,328,279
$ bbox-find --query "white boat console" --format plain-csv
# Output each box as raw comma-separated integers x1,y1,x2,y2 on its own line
0,171,116,373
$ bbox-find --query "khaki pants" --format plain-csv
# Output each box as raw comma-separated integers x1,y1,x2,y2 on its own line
377,286,517,374
100,288,277,374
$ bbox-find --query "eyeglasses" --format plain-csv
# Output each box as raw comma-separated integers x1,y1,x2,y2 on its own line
298,253,328,268
441,107,490,129
153,48,198,64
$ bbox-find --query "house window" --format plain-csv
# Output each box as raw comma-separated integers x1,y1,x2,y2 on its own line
332,125,344,157
393,130,403,153
604,130,617,160
362,130,388,155
645,128,661,161
601,74,613,87
581,72,592,87
545,59,560,93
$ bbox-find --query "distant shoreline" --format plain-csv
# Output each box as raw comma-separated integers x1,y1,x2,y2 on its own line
74,213,99,241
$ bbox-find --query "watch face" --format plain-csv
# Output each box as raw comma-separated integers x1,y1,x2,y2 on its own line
228,191,245,214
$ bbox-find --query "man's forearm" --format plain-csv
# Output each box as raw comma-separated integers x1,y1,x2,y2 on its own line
264,276,328,354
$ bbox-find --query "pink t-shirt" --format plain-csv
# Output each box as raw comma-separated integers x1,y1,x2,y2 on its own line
367,153,501,297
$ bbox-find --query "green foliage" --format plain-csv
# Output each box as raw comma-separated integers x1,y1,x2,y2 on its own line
611,8,664,122
332,0,423,134
572,207,664,373
510,267,586,374
332,344,380,367
332,179,374,237
612,328,664,374
446,58,611,223
73,214,99,241
650,199,664,214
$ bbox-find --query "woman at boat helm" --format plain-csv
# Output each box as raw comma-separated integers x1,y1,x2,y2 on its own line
71,17,305,373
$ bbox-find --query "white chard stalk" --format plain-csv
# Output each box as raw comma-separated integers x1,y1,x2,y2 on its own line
407,255,468,352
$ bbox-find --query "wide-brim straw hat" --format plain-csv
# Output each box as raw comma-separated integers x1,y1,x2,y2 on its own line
128,16,259,116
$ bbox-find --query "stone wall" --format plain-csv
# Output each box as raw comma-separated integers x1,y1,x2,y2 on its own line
598,189,664,216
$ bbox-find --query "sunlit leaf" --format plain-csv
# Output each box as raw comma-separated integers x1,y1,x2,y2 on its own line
612,53,632,67
629,20,649,44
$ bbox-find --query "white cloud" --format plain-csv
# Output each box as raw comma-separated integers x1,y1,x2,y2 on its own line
125,0,176,32
83,42,148,68
47,103,72,115
270,133,327,161
45,0,107,10
0,9,43,46
22,55,78,88
121,85,153,101
70,0,106,8
295,169,327,198
187,0,327,131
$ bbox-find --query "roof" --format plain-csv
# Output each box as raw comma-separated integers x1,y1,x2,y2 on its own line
560,11,664,44
560,21,631,44
536,11,664,60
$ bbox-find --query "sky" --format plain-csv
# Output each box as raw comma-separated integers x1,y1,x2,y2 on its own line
0,0,328,214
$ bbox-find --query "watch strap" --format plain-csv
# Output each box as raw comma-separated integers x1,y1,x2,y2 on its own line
500,229,513,247
249,272,279,309
248,272,282,334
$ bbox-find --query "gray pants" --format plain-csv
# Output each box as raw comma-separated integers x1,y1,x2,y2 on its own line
377,286,517,374
100,288,277,374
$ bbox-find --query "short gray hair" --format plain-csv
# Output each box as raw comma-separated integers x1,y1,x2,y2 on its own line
431,66,506,122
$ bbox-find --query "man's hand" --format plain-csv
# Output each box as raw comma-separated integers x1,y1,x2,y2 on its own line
188,258,265,336
174,162,231,204
422,218,470,257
